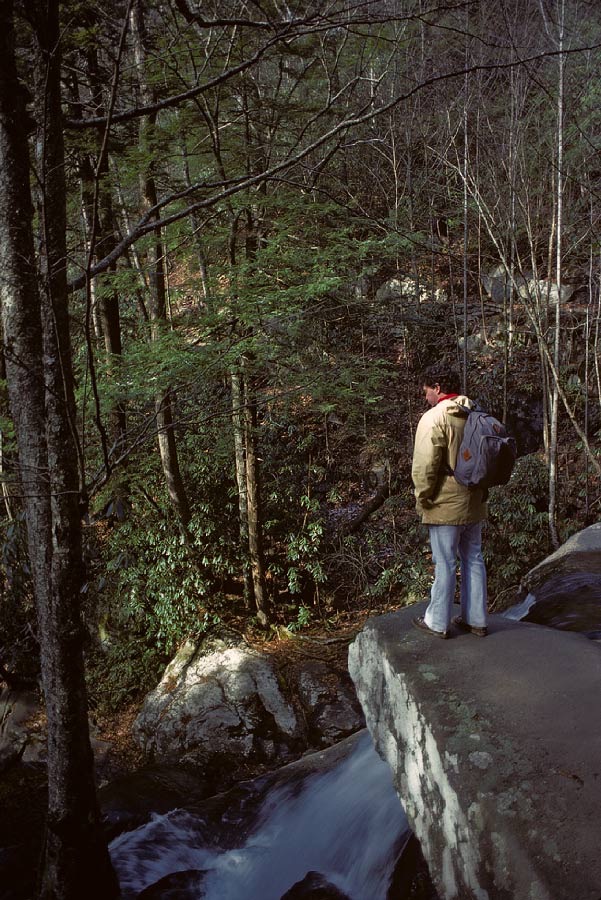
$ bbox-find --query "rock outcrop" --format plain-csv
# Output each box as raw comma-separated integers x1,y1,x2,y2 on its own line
281,871,351,898
521,522,601,593
348,602,601,900
296,659,364,747
515,523,601,637
481,265,576,305
134,637,301,771
0,687,42,771
133,633,364,772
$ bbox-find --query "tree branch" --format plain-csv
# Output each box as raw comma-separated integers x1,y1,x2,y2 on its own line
64,2,565,130
68,42,601,292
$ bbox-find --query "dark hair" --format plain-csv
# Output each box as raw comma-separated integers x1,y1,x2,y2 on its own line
419,364,461,394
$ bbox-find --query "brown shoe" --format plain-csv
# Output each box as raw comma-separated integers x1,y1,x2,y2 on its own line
452,615,487,637
412,616,449,639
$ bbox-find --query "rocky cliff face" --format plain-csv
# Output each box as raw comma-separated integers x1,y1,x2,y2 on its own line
348,604,601,900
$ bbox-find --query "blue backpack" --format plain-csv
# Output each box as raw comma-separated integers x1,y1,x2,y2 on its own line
450,405,517,490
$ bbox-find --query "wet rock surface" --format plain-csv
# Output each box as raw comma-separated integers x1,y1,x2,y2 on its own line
349,603,601,900
522,521,601,590
280,871,351,899
110,731,412,900
518,523,601,637
296,660,364,746
99,765,218,840
135,869,208,898
522,572,601,636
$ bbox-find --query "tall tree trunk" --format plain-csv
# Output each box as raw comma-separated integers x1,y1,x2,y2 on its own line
462,21,469,394
79,154,127,455
241,362,268,626
225,197,268,619
503,67,518,422
549,0,565,549
230,370,253,607
0,3,118,897
593,251,601,488
180,130,211,306
0,339,14,520
584,208,593,521
131,0,191,530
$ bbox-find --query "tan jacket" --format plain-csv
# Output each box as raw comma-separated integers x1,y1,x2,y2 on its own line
411,395,487,525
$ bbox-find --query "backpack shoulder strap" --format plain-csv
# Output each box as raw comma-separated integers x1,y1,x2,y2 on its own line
442,401,478,475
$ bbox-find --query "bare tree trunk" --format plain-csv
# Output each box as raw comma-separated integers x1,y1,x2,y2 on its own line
223,189,268,619
230,370,253,607
452,157,600,477
180,130,211,305
595,250,601,410
446,212,461,374
0,429,13,520
131,0,192,530
542,171,557,461
503,67,518,422
584,209,593,521
0,3,118,897
0,342,14,519
79,154,127,456
242,362,269,626
405,128,420,309
548,0,565,549
462,18,470,394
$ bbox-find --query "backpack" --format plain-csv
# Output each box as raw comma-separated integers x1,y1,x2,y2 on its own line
450,405,517,490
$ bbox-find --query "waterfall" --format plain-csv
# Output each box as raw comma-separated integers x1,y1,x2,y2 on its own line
502,592,536,620
110,731,409,899
503,574,601,638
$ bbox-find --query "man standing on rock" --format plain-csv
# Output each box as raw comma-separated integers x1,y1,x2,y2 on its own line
411,365,488,639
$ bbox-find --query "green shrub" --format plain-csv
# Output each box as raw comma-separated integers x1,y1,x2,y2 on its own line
105,511,231,652
86,637,166,715
485,453,549,606
0,512,38,682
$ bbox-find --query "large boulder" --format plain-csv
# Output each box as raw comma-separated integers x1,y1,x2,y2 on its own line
133,637,301,772
481,265,576,305
349,603,601,900
280,871,351,899
133,628,366,775
375,275,446,305
0,688,42,772
522,522,601,591
515,523,601,637
296,660,364,746
135,869,208,899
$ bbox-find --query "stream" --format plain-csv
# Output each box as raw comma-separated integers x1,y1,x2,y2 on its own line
110,731,411,899
502,573,601,639
110,578,601,900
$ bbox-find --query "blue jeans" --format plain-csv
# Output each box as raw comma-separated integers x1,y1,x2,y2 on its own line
424,522,487,633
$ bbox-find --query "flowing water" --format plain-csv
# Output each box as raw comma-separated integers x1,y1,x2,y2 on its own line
110,731,410,899
111,559,601,898
503,573,601,639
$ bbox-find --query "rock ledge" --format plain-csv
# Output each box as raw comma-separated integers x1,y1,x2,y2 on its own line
348,603,601,900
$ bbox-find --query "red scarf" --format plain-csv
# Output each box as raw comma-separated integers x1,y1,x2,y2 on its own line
437,392,459,403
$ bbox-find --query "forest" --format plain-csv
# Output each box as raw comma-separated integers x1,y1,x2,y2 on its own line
0,0,600,897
